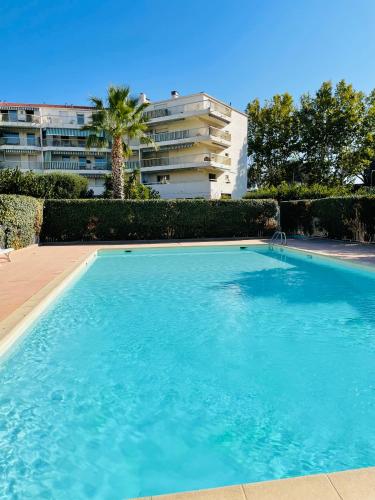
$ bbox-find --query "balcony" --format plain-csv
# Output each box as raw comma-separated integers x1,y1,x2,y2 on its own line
126,153,231,172
43,138,88,148
0,137,41,148
0,160,111,172
143,179,222,200
141,126,231,149
0,160,43,170
44,161,111,171
41,116,88,127
0,114,40,126
143,99,231,125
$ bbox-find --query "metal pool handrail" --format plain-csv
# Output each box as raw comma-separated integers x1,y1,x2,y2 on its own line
269,231,287,247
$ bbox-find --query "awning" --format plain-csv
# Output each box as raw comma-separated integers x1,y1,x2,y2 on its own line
80,173,108,178
51,150,109,156
2,148,40,154
45,128,92,137
0,106,38,111
141,142,194,153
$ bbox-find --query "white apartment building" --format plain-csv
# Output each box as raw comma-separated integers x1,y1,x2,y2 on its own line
0,92,248,198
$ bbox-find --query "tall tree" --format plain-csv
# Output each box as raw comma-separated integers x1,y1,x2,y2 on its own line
247,93,299,186
355,89,375,185
83,85,152,199
298,80,368,184
247,80,375,187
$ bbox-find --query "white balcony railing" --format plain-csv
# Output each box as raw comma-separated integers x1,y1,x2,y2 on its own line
143,179,222,199
143,99,231,121
0,160,111,171
44,161,111,171
0,160,43,170
0,114,41,124
126,153,231,170
41,116,87,127
146,126,231,144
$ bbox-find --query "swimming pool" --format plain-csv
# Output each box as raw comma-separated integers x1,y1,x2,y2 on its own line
1,245,375,499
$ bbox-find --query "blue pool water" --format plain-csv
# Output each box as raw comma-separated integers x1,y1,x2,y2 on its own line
2,246,375,499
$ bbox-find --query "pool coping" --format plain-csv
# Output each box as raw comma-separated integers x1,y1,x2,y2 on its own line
131,467,375,499
0,249,98,358
2,239,375,499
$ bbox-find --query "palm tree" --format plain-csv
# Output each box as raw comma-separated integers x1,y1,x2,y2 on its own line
83,85,152,199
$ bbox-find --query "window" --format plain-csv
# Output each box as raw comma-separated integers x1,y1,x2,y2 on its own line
79,156,86,168
95,157,106,168
77,114,85,125
26,110,35,123
8,110,18,122
27,133,36,146
2,132,19,145
208,173,217,182
157,174,170,184
62,155,70,163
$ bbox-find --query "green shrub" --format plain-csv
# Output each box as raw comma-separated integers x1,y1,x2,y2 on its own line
41,199,278,242
102,172,160,199
0,168,89,199
244,182,353,201
0,195,43,249
281,196,375,241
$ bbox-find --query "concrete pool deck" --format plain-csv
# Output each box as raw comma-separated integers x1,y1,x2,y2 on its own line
2,237,375,499
133,467,375,499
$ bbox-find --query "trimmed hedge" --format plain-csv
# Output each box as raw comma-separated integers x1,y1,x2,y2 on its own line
0,195,44,249
0,168,90,199
281,196,375,242
244,183,354,201
41,199,278,242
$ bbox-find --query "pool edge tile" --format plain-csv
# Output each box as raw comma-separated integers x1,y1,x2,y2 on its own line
242,474,341,499
328,467,375,499
150,485,246,499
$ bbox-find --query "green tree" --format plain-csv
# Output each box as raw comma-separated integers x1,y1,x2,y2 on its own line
355,89,375,185
83,85,153,199
298,80,368,184
247,93,299,186
247,80,375,187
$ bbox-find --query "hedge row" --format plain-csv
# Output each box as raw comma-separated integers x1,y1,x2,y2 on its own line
0,168,90,199
244,182,355,201
41,199,278,242
281,197,375,242
0,195,44,249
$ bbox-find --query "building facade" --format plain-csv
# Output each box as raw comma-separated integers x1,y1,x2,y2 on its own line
0,92,248,198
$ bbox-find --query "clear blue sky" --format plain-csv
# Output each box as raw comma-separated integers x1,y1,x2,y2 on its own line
1,0,375,111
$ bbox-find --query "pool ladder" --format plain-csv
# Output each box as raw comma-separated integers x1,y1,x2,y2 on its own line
269,231,287,247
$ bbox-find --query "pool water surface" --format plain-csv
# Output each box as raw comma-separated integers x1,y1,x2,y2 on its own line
1,246,375,499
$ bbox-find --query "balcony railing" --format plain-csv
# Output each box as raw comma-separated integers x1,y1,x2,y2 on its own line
146,126,231,144
0,160,43,170
126,153,231,170
41,116,87,127
0,114,40,124
44,161,111,170
43,138,88,148
143,99,231,121
0,137,41,146
0,160,111,171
